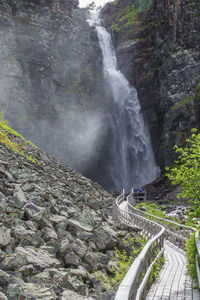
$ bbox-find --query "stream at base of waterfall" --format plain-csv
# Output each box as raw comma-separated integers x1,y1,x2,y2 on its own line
88,9,159,192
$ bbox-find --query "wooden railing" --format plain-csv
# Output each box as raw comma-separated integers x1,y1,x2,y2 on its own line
114,191,165,300
128,189,200,289
114,189,200,299
127,189,195,249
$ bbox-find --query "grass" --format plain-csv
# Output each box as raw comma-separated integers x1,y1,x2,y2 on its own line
110,4,139,33
0,112,39,164
135,201,168,218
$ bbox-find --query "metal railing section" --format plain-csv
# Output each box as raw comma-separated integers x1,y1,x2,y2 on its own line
114,191,165,300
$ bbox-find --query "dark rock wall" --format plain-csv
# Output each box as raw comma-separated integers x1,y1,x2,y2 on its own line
0,0,114,189
102,0,200,167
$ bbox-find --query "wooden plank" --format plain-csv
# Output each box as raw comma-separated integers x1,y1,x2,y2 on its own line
116,198,200,300
145,241,198,300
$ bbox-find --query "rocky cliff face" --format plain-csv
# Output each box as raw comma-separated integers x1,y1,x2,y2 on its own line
0,0,114,189
102,0,200,167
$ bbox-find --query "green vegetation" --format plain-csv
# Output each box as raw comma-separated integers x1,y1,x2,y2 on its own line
95,235,147,289
110,4,139,33
135,201,184,224
186,233,198,283
135,201,167,218
0,112,39,164
147,251,165,290
166,128,200,218
165,128,200,284
110,1,155,38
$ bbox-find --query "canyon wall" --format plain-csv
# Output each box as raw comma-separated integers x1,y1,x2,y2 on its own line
102,0,200,167
0,0,116,189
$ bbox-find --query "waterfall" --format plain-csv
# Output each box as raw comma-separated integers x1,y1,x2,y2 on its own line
88,10,159,191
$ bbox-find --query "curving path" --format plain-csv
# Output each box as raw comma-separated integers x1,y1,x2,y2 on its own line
119,200,200,300
146,241,199,300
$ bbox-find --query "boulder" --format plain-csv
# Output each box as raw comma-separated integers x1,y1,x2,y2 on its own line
58,238,72,258
6,282,56,300
12,185,27,208
72,239,87,258
93,226,118,251
64,252,80,267
12,225,42,247
41,227,58,241
0,226,11,248
24,202,45,219
18,264,36,277
2,247,61,271
62,289,95,300
68,219,93,233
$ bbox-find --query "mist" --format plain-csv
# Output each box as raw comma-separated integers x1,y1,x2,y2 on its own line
0,1,113,188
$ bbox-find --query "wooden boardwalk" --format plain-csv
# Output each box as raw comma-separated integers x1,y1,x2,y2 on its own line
119,200,200,300
146,241,200,300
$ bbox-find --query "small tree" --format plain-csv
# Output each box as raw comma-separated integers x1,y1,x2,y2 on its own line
166,128,200,217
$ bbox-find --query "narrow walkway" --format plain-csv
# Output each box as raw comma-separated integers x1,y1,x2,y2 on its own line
146,241,200,300
119,201,200,300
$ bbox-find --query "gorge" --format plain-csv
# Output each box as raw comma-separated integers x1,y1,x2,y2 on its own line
0,0,199,191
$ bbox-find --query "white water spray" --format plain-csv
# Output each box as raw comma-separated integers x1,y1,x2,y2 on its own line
88,10,159,191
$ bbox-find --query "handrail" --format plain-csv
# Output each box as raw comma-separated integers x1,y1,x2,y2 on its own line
127,189,195,248
127,189,200,289
114,189,200,299
114,192,165,300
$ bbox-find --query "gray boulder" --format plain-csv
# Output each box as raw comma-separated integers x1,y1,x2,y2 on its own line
6,282,56,300
0,226,11,248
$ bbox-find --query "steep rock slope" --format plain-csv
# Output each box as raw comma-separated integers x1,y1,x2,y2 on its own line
0,0,113,188
102,0,200,167
0,121,133,299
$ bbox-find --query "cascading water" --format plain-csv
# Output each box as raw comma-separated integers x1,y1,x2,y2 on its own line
88,10,159,191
